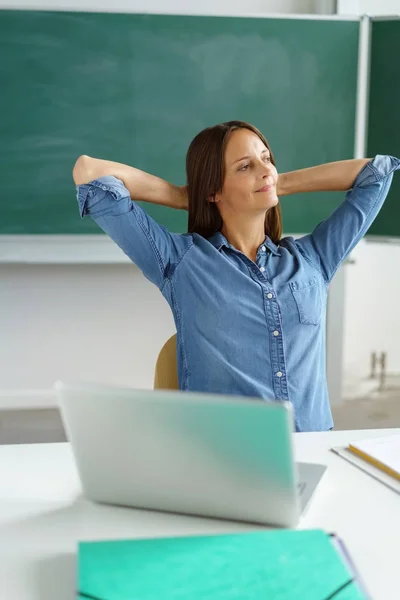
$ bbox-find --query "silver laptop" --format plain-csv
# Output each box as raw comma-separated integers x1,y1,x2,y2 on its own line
55,382,326,528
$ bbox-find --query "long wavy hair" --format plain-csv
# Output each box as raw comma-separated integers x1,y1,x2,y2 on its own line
186,120,282,244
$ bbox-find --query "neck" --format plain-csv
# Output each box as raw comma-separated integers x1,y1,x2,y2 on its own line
221,214,266,262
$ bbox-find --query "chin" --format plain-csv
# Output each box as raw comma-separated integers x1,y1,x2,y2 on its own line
264,194,279,209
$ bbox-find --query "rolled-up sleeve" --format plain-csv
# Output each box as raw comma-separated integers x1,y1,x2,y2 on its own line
77,176,191,289
296,155,400,282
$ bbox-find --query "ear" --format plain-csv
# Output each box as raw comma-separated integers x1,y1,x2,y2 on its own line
208,193,221,204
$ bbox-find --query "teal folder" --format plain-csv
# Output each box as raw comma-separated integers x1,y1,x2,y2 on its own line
78,529,368,599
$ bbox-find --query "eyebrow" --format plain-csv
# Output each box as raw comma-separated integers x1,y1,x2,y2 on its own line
231,149,270,165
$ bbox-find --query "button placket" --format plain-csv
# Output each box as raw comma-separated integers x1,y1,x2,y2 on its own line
264,288,288,401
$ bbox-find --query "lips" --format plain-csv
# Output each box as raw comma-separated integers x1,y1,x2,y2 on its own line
256,184,274,192
256,177,275,192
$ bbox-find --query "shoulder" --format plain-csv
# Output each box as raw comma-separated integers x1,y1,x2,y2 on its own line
278,236,302,252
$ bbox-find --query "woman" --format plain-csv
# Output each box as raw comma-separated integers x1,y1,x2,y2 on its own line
73,120,399,432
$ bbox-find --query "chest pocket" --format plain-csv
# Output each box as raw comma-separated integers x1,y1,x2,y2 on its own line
289,277,322,326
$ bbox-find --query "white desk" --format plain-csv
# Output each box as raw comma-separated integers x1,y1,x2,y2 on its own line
1,428,399,600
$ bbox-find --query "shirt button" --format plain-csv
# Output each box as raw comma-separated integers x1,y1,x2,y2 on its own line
273,330,280,337
267,293,273,299
261,246,266,252
260,267,265,272
276,371,283,378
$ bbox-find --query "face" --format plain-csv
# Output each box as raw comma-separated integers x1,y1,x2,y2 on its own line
214,128,279,215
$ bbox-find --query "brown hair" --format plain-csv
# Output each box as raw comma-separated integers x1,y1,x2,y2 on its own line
186,120,283,243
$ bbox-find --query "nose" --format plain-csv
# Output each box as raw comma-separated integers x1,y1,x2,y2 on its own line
259,160,273,178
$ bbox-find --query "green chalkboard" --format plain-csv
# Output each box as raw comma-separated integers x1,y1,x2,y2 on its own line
0,11,359,235
367,19,400,237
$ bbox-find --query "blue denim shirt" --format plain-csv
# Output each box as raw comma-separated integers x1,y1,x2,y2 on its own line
77,155,400,432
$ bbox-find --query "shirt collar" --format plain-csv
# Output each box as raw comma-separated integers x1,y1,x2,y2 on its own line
207,232,281,256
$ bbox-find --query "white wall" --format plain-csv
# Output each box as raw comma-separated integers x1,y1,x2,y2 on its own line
337,0,400,15
0,0,331,15
342,241,400,394
1,264,175,392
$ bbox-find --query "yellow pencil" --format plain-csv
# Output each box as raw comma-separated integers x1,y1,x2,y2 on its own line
348,444,400,482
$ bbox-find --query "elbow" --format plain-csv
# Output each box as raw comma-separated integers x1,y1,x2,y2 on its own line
72,155,94,185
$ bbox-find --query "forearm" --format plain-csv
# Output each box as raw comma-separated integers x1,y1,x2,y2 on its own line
72,155,186,210
278,158,371,197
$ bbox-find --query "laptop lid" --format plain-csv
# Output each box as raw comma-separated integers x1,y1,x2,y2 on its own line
55,382,300,527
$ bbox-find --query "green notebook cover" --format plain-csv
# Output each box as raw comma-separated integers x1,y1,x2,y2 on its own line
78,529,367,599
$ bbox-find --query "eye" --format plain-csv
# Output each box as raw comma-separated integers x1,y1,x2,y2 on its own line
263,155,271,163
239,164,249,171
